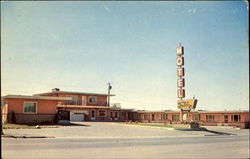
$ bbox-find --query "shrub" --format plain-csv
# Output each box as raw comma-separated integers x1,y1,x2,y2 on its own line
10,111,16,124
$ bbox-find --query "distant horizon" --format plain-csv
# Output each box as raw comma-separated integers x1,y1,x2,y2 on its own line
1,1,249,111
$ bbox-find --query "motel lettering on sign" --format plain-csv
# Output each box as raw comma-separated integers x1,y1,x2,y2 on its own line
177,89,185,99
177,78,185,87
176,44,185,99
177,68,185,77
176,57,184,66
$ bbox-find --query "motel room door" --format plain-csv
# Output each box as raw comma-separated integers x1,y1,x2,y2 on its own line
82,96,86,105
224,115,229,125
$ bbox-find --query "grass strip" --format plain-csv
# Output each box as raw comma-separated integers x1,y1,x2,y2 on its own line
2,123,36,129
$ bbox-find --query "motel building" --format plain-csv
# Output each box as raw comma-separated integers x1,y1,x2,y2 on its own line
1,88,249,128
136,110,249,128
1,88,135,124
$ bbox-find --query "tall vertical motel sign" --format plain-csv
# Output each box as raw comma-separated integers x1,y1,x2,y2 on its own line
176,44,198,113
176,44,185,99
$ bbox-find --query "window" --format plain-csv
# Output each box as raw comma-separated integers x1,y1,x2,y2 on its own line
231,115,240,122
206,115,214,122
172,114,179,121
89,96,97,104
65,96,78,105
24,102,37,114
115,112,118,118
192,114,200,121
99,111,106,117
218,115,222,122
161,114,167,120
144,114,148,120
74,112,85,115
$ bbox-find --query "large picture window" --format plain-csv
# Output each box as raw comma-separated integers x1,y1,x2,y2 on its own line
24,102,37,114
65,96,78,105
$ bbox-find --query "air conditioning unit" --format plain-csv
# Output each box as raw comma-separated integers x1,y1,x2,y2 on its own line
111,103,121,108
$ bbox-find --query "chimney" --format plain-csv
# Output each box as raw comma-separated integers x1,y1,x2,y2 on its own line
52,88,60,92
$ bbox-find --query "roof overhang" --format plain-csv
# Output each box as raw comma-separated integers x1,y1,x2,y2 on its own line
137,110,180,113
34,91,115,97
57,105,112,109
198,111,249,113
110,107,135,111
2,95,71,101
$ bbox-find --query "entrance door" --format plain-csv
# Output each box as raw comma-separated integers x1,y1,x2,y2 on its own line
152,114,155,121
82,96,86,105
183,114,187,121
57,110,70,120
224,115,229,123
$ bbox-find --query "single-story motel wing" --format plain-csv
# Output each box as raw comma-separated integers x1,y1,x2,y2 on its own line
1,88,249,128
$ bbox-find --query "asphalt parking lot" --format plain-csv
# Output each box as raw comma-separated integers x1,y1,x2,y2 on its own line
2,122,218,138
2,122,249,158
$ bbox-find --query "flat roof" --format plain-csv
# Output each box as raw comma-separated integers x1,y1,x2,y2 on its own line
110,107,135,111
34,91,115,96
57,105,112,109
197,110,249,113
2,95,71,101
57,105,135,111
137,110,180,113
137,110,249,113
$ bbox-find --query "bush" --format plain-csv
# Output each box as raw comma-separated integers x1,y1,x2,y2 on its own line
10,111,16,124
54,115,59,123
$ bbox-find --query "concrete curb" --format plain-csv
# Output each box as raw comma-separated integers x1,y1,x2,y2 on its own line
122,124,175,130
203,129,236,136
1,134,55,139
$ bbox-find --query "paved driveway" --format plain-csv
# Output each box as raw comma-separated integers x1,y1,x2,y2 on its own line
3,122,218,138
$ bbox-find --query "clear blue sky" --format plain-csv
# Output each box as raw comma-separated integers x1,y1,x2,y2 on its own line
1,1,249,111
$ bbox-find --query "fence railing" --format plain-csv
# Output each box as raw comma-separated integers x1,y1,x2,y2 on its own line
58,101,108,106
